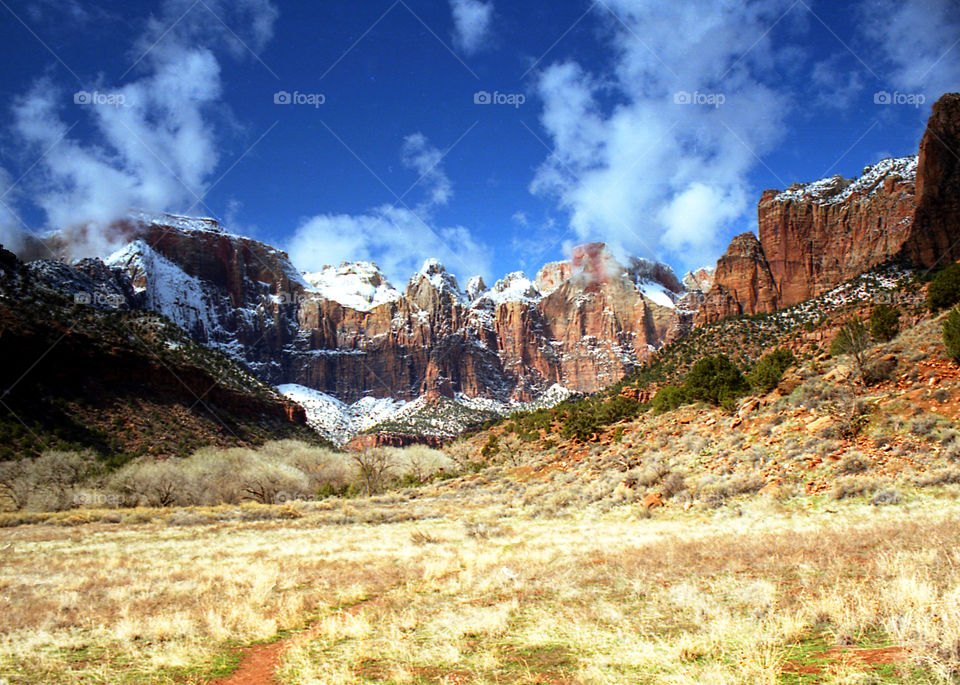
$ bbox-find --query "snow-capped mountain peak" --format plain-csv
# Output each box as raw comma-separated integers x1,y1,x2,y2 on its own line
488,271,541,304
303,261,402,312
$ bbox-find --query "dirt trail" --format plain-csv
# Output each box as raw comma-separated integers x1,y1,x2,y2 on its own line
208,595,380,685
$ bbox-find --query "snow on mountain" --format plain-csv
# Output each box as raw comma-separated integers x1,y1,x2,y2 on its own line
280,379,575,445
129,210,229,236
638,282,677,309
278,384,407,445
303,262,402,312
774,156,917,205
106,240,225,341
487,271,542,305
683,267,716,293
415,258,467,302
465,276,487,301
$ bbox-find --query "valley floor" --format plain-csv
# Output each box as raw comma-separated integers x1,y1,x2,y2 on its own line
1,492,959,684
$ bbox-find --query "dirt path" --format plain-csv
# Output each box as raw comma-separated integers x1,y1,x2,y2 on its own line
207,595,381,685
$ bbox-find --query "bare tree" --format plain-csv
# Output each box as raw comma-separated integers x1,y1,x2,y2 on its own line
0,460,34,511
831,317,871,382
352,448,394,496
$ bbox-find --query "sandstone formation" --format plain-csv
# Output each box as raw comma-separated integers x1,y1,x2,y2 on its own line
902,92,960,268
697,92,960,325
694,233,779,325
96,218,691,403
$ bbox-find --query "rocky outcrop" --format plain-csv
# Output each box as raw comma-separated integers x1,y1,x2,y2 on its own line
91,217,692,403
694,233,779,325
697,93,960,325
758,156,917,307
902,93,960,268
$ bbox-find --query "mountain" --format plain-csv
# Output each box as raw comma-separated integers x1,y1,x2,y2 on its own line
18,216,695,445
98,224,691,406
698,92,960,324
0,245,316,461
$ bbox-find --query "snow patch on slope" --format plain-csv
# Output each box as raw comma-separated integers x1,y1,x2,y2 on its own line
278,384,408,445
106,240,224,341
774,156,917,205
303,262,402,311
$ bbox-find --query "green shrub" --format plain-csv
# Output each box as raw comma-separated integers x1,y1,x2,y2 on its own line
944,308,960,364
869,303,900,342
559,411,598,442
747,348,796,394
596,395,640,425
928,263,960,312
652,385,688,413
684,354,749,406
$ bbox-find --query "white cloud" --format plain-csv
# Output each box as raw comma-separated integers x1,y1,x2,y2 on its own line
288,135,491,285
530,0,795,270
811,56,864,110
5,0,279,258
401,133,452,207
450,0,494,55
862,0,960,100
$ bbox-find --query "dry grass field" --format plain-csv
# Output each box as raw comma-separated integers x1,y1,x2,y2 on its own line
2,490,960,684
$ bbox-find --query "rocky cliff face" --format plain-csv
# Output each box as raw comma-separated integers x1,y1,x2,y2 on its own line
697,92,960,325
758,156,917,307
903,92,960,268
89,218,694,403
694,233,779,325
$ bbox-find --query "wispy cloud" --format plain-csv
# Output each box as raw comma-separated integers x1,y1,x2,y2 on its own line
530,0,796,270
288,134,491,285
5,0,279,258
449,0,494,55
861,0,960,100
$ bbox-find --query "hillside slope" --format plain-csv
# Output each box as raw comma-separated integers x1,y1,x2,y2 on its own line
0,247,319,461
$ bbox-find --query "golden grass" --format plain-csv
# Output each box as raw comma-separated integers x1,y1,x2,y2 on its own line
0,494,959,683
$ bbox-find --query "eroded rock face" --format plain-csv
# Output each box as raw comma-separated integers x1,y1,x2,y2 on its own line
696,157,918,325
903,93,960,268
100,219,688,402
694,233,779,325
696,93,960,325
759,157,917,307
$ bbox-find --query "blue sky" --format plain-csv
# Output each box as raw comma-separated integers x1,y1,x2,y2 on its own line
0,0,958,286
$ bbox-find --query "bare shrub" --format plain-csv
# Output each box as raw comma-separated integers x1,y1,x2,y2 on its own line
871,490,901,506
916,468,960,488
110,459,194,508
831,476,879,500
636,459,670,487
240,460,310,504
661,471,687,498
911,415,940,438
0,460,33,511
836,451,869,475
352,448,395,496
